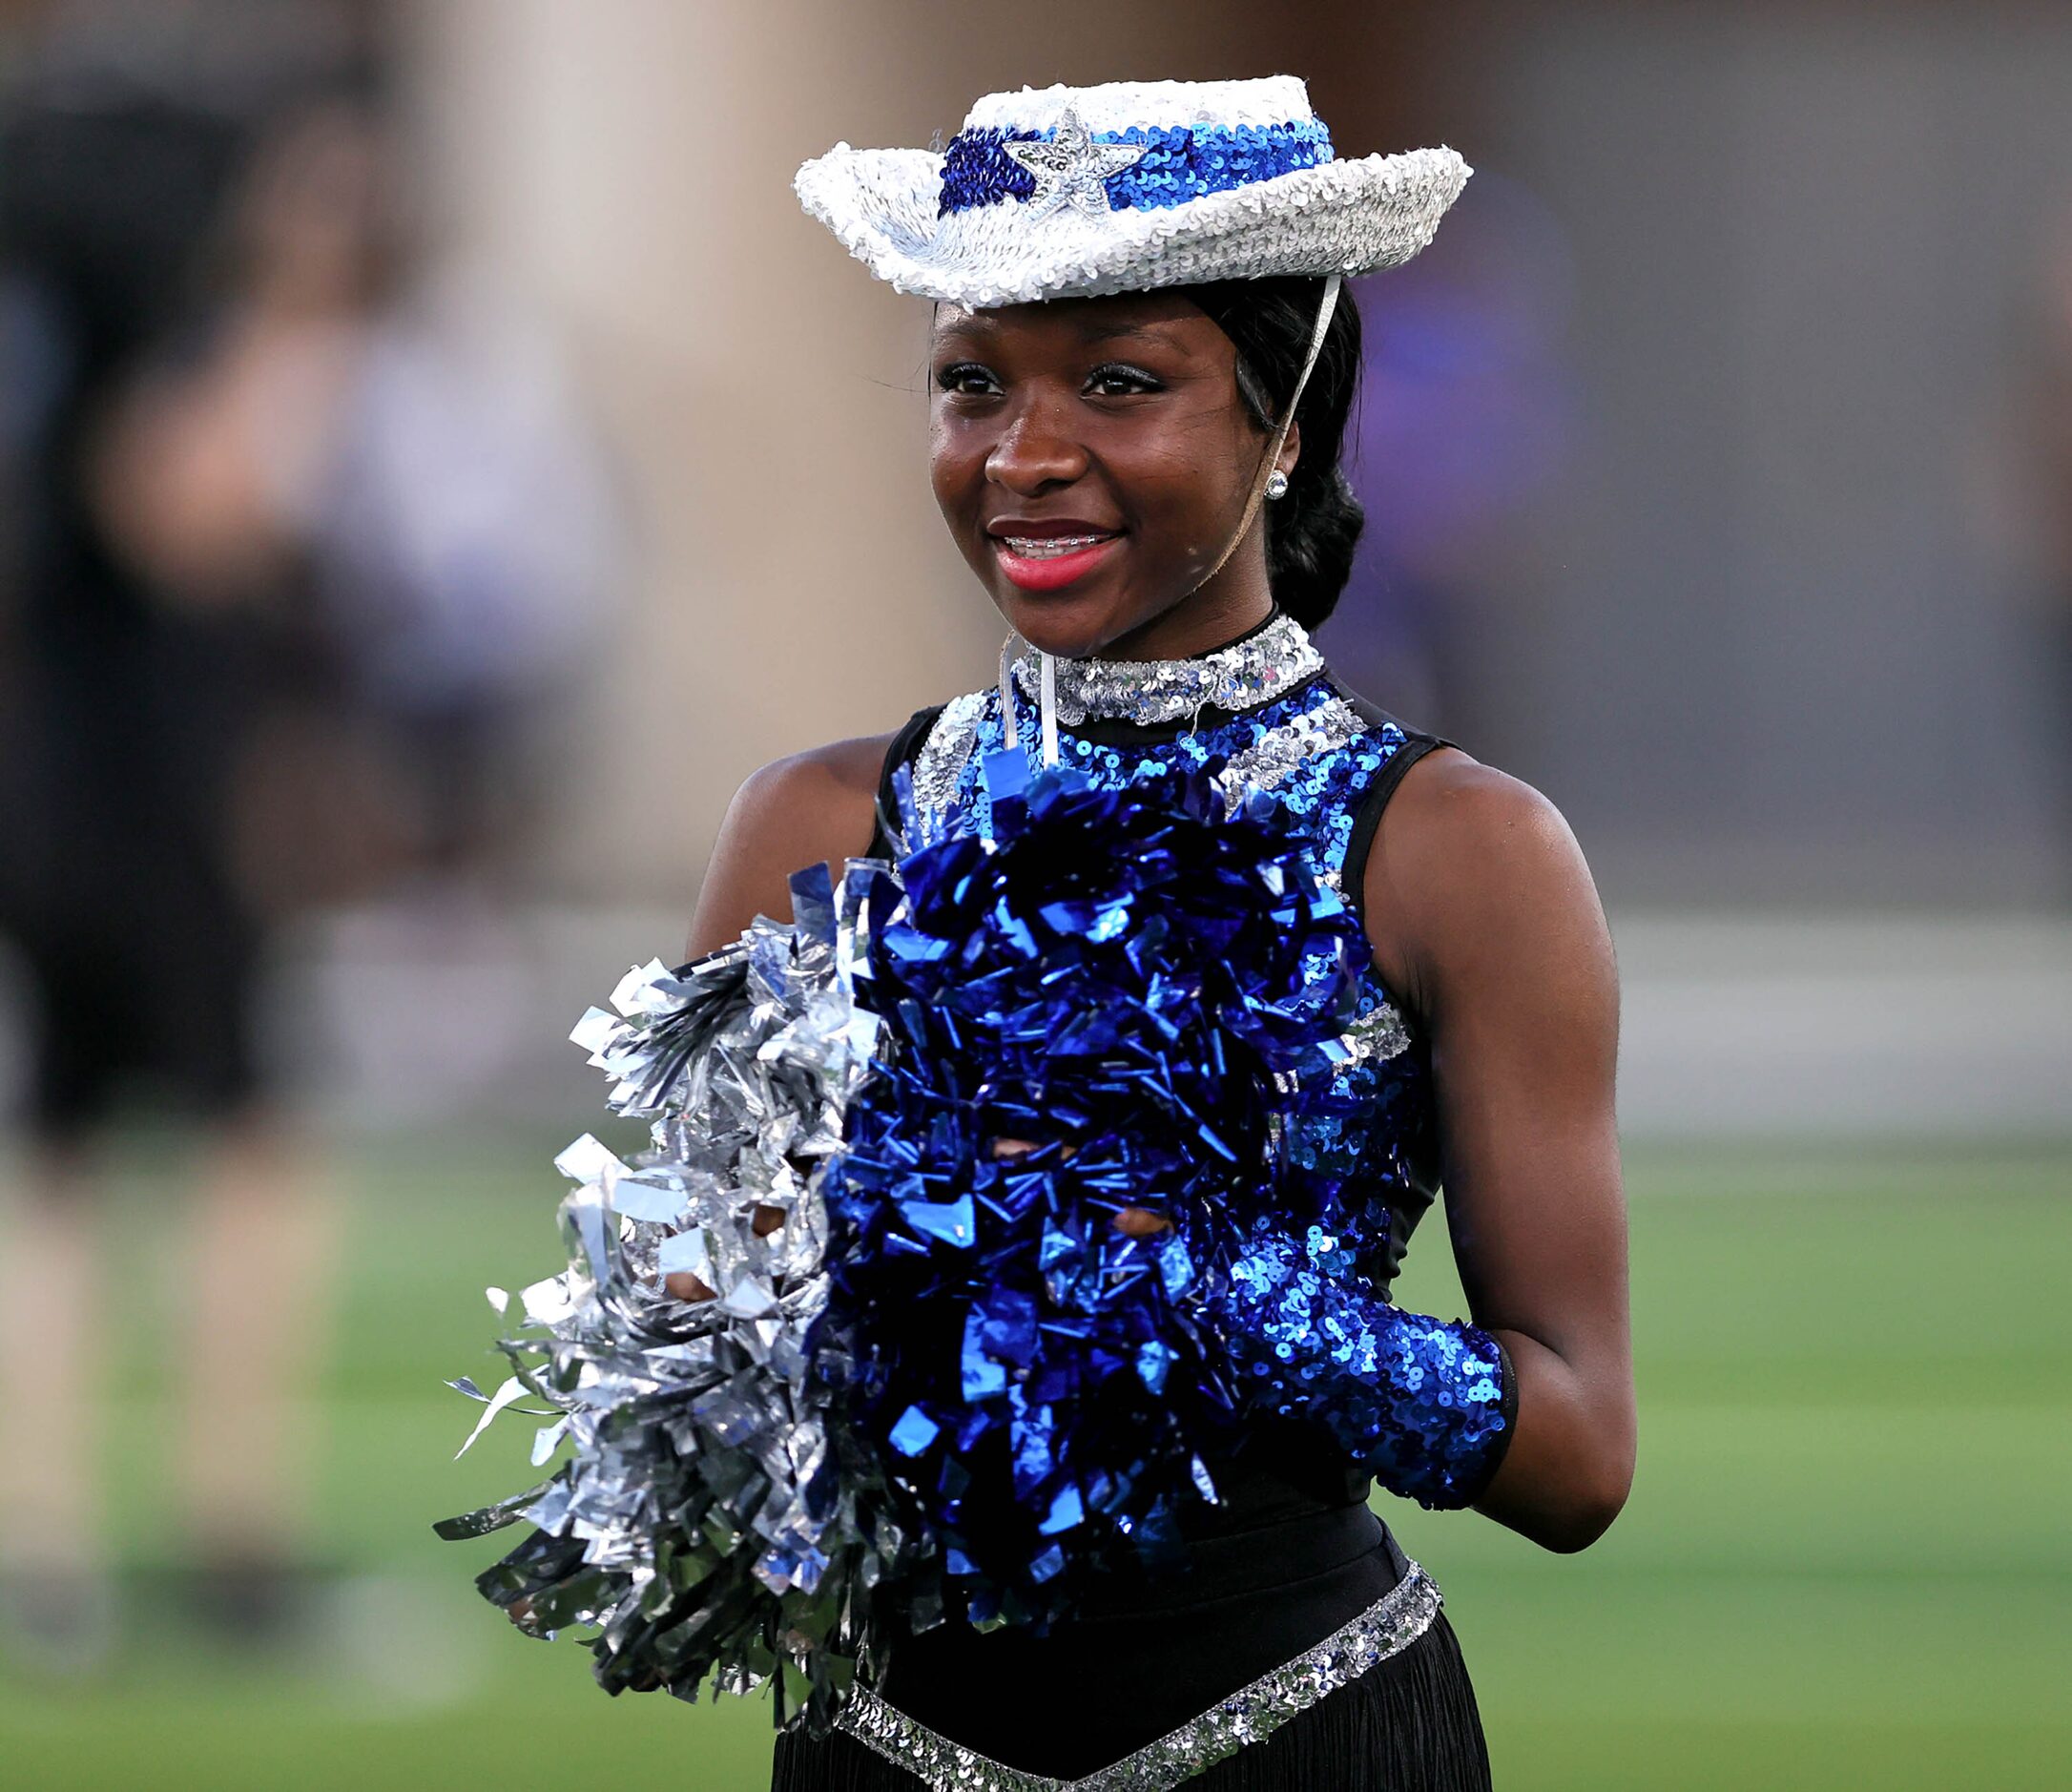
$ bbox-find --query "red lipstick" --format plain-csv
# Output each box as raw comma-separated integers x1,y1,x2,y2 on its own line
992,536,1125,592
987,518,1126,593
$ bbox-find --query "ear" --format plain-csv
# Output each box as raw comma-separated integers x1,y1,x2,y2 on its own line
1276,417,1301,483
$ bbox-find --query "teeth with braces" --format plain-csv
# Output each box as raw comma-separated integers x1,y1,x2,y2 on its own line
998,533,1114,557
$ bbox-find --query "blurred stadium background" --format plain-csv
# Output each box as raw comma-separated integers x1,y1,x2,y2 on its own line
0,2,2066,1788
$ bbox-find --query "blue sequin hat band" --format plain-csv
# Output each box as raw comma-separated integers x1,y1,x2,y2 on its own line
937,117,1336,218
798,76,1470,308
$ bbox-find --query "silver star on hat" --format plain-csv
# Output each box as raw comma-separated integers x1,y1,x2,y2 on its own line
1003,107,1149,222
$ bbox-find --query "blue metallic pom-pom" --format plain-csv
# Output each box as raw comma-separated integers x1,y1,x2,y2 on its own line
816,758,1367,1630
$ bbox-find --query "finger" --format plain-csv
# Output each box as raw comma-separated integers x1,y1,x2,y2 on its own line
663,1205,786,1305
664,1269,719,1302
991,1137,1078,1160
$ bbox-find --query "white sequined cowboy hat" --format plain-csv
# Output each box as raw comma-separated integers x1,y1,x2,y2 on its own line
796,75,1471,308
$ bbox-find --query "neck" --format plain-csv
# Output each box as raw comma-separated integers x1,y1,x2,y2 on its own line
1093,541,1276,663
1098,592,1274,663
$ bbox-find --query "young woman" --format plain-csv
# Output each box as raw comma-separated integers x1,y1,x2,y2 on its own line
685,78,1634,1791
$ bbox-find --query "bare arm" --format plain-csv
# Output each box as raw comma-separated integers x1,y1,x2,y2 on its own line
651,730,897,1300
682,732,895,961
1365,749,1635,1553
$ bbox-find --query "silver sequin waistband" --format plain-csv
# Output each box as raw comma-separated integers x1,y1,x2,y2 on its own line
834,1557,1444,1792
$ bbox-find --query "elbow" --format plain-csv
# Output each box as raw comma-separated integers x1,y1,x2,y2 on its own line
1470,1337,1636,1553
1535,1476,1629,1554
1533,1430,1636,1554
1495,1413,1635,1555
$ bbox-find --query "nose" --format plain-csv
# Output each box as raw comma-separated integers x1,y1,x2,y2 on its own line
985,389,1088,495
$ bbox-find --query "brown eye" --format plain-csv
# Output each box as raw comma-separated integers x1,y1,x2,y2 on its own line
1086,363,1162,398
937,361,999,396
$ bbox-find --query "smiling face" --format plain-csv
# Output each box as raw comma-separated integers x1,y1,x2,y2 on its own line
928,289,1293,660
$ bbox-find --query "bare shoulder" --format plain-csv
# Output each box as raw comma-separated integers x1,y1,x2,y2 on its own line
735,731,891,828
682,729,900,959
1380,746,1586,893
1361,744,1617,1022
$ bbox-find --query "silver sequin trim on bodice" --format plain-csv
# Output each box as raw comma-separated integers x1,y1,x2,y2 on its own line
1339,999,1412,1067
1007,613,1325,726
834,1559,1442,1791
1213,696,1366,812
1273,997,1413,1099
909,690,989,824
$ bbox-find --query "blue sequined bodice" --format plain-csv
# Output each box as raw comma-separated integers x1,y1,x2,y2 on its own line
899,613,1442,1297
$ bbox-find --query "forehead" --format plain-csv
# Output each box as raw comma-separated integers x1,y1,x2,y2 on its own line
931,289,1224,356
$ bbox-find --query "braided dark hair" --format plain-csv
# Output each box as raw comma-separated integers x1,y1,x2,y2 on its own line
1183,276,1365,632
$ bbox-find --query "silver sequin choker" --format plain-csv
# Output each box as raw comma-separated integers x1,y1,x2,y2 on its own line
834,1558,1443,1792
1005,611,1326,729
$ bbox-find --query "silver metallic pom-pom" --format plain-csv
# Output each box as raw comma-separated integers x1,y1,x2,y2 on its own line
437,858,931,1734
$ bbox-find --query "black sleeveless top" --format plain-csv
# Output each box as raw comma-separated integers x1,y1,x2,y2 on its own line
838,637,1462,1778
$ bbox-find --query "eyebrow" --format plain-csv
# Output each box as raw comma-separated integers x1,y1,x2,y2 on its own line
934,311,1189,351
1078,319,1187,349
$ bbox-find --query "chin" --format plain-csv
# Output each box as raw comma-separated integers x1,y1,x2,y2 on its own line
993,584,1158,660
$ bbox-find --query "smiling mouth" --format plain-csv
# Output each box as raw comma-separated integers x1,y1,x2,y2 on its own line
995,531,1117,559
989,531,1126,593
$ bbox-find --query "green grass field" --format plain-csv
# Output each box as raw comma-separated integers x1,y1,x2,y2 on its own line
3,1131,2067,1790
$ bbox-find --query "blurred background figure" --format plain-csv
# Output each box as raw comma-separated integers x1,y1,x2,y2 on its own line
0,0,612,1674
1970,196,2072,892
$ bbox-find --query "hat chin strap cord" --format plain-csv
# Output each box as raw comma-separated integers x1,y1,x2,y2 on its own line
999,635,1060,766
1002,273,1341,768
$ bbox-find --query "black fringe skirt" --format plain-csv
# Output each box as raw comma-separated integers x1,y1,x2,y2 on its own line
770,1499,1492,1792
